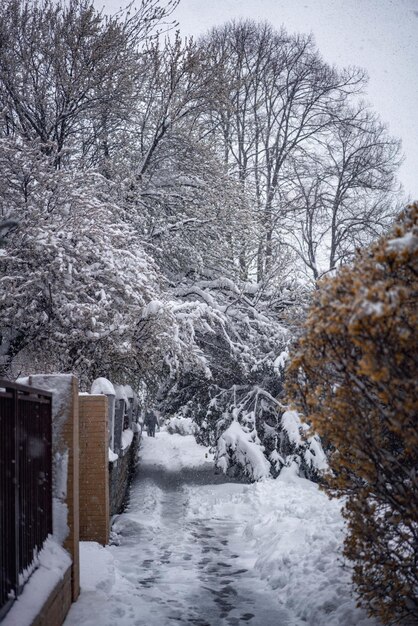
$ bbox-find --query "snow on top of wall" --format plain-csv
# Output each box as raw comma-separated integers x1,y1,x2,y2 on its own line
2,538,71,626
15,376,30,386
91,377,115,396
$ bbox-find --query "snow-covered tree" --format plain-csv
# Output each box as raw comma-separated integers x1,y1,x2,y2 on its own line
0,140,163,383
0,0,178,166
154,273,324,481
0,2,403,483
280,106,401,280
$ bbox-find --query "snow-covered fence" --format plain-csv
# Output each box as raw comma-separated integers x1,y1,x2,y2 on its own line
114,385,136,450
113,400,124,455
90,379,140,516
89,380,138,455
0,373,140,624
0,379,53,619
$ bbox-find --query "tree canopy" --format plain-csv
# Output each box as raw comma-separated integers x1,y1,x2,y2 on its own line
0,0,404,483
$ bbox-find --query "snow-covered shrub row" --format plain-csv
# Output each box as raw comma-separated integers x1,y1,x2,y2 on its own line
165,416,198,436
214,410,327,482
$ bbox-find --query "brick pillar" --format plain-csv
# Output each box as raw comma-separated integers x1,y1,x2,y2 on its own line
79,395,110,545
30,374,80,602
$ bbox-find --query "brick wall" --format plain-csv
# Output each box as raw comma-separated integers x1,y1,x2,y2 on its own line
79,395,110,546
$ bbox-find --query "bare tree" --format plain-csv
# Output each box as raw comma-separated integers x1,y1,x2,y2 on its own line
199,21,388,282
280,105,402,279
0,0,179,167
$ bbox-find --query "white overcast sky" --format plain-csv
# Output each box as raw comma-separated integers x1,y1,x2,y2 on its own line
98,0,418,200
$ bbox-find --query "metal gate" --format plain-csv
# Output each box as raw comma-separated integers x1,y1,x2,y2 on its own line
0,379,52,619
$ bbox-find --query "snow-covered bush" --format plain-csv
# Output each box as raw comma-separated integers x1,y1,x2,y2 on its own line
165,416,198,436
213,406,327,482
287,203,418,625
269,410,327,480
155,275,321,482
215,420,271,481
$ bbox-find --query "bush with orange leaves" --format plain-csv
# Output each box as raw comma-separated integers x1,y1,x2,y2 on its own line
286,203,418,624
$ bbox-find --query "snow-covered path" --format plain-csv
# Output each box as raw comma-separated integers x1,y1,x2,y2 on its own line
109,465,290,625
65,432,378,626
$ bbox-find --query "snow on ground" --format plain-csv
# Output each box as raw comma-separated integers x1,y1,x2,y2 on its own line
65,431,379,626
138,430,214,472
186,464,377,626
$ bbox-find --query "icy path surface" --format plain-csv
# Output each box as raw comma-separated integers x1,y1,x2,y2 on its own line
65,432,378,626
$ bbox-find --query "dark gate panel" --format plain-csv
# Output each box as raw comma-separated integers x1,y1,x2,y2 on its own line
0,392,16,618
0,380,52,619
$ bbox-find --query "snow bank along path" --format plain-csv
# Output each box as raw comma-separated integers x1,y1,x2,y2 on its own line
65,432,379,626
